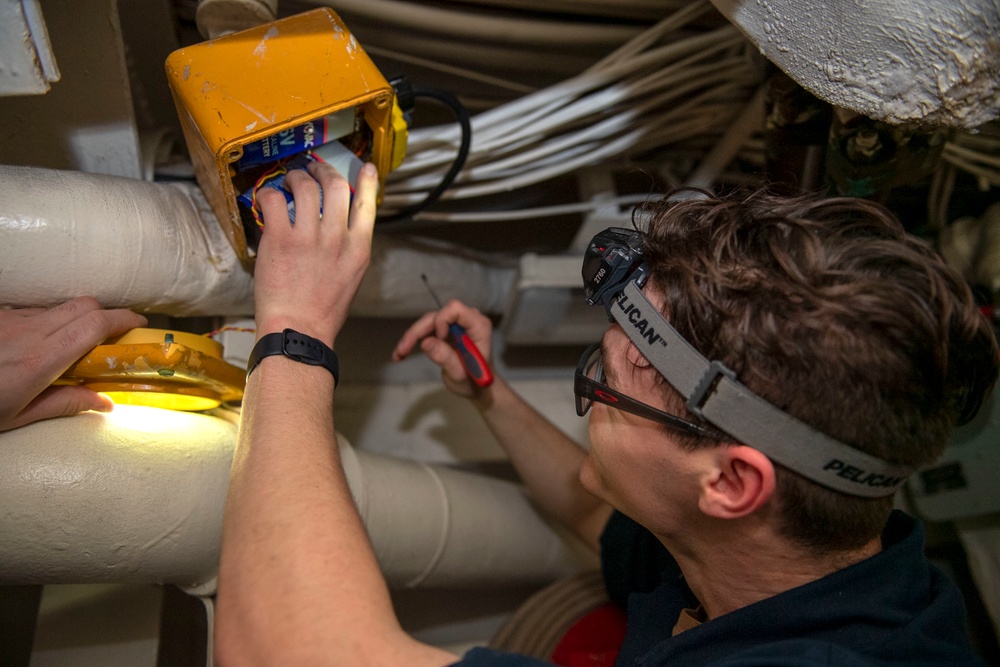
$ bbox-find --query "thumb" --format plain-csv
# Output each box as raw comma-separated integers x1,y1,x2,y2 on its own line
7,386,113,431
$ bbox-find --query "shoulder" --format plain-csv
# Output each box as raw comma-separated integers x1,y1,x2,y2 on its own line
705,638,988,667
449,647,552,666
600,510,685,608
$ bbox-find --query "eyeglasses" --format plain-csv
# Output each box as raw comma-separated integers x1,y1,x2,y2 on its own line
574,342,724,439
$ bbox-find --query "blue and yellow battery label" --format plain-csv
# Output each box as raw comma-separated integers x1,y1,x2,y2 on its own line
233,108,355,172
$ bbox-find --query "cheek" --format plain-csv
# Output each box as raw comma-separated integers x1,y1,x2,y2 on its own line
583,409,653,507
584,410,701,525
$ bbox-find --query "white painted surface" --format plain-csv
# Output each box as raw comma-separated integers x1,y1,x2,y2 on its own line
0,0,141,177
710,0,1000,127
0,0,59,95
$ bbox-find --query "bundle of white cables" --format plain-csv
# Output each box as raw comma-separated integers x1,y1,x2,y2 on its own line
929,128,1000,229
376,0,762,220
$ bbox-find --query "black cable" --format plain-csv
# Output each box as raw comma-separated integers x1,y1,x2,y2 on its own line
379,84,472,224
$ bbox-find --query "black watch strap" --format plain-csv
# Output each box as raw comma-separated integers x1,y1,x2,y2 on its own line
246,329,339,386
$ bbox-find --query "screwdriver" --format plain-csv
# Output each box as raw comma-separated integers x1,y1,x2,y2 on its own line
421,274,494,388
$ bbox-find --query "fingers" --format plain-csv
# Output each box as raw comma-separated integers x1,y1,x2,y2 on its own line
350,163,379,236
433,300,492,362
255,160,378,343
33,296,103,335
257,186,293,232
419,336,470,385
393,300,493,371
3,386,112,432
305,161,350,224
44,307,147,378
284,168,322,234
393,311,438,361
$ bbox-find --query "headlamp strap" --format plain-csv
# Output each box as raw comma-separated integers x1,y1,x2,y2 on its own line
611,282,912,498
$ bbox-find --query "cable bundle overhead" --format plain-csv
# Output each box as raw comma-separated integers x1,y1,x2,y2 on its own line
380,0,763,218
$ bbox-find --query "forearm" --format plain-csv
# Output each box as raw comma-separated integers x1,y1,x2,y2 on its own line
473,378,611,552
216,358,455,666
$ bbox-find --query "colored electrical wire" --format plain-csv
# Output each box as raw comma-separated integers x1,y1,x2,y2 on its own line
250,161,290,228
204,326,257,338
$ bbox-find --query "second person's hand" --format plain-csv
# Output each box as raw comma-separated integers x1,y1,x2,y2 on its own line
392,299,496,399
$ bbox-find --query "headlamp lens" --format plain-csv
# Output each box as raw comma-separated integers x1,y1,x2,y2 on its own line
582,227,648,311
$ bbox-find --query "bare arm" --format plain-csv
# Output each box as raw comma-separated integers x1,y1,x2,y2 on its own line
394,306,612,552
0,297,147,432
215,162,456,667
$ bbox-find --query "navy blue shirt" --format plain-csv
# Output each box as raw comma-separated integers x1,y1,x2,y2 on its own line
453,510,985,666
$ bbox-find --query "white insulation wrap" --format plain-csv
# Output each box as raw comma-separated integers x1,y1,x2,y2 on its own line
0,165,513,317
0,407,235,589
0,165,255,316
710,0,1000,128
340,443,592,588
0,407,588,591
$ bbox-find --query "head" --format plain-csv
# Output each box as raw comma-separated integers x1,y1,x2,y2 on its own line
600,189,998,553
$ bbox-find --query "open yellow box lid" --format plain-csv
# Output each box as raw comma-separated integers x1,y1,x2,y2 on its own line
165,8,397,265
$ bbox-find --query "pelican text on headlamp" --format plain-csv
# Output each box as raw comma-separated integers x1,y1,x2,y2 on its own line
822,459,906,488
615,292,668,348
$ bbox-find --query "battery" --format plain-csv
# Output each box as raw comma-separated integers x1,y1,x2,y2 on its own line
232,108,356,172
237,141,364,226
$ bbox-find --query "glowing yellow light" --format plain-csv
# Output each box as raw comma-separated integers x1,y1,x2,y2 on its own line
57,328,245,413
100,391,221,412
99,404,225,434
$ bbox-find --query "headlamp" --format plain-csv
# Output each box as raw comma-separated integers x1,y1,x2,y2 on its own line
582,227,648,317
580,226,913,498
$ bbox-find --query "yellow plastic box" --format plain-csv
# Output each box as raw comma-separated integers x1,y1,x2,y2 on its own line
165,8,398,266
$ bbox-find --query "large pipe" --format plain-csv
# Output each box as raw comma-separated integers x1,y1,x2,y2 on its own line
0,165,254,316
0,165,514,317
196,0,278,40
0,406,591,592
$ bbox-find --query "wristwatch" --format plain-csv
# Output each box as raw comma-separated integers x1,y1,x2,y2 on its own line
246,328,339,386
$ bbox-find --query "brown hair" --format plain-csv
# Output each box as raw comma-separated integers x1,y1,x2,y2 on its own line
634,189,998,552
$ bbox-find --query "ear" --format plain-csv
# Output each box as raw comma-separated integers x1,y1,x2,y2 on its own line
698,446,775,519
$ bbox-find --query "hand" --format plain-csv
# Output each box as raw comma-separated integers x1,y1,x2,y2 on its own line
253,161,379,347
0,297,147,432
393,299,495,399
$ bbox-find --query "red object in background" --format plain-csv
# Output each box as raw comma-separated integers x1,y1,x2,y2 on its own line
550,603,628,667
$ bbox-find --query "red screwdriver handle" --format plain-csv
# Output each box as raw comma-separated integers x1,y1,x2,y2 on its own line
447,323,494,388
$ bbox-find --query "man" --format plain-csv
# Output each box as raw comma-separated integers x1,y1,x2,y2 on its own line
215,159,999,666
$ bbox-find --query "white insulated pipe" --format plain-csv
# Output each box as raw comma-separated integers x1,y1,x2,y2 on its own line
0,165,514,317
0,165,255,317
0,407,591,592
195,0,278,39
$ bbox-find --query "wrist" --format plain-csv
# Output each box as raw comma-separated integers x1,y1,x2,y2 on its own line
247,329,340,386
255,315,335,348
471,376,510,414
